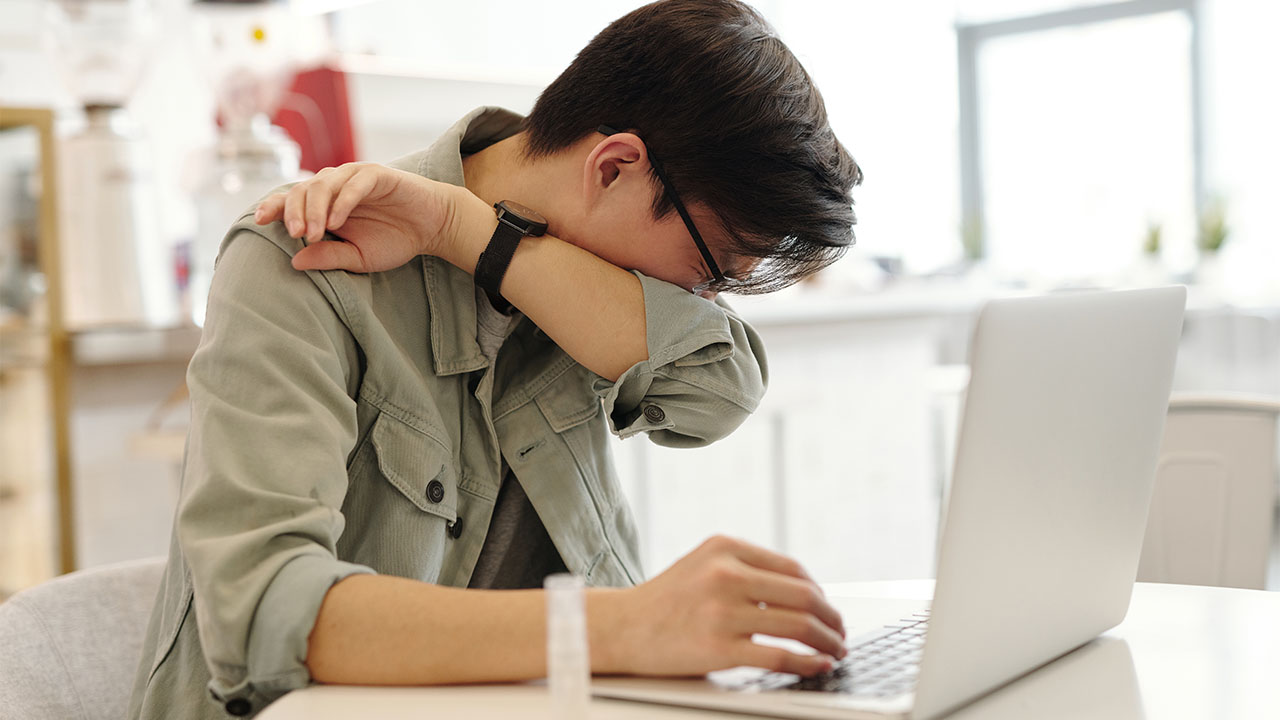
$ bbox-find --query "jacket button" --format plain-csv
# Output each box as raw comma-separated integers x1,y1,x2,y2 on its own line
448,516,464,539
224,698,252,716
643,404,666,423
426,479,445,504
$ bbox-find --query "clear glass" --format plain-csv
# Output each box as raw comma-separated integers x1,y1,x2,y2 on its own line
45,0,157,107
544,573,590,720
0,127,44,326
190,115,302,327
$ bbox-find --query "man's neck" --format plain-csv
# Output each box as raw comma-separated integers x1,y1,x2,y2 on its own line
462,133,563,220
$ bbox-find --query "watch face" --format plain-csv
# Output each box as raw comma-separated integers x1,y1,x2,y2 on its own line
496,200,546,224
495,200,549,235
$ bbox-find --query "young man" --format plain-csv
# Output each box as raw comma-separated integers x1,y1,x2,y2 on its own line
129,1,862,717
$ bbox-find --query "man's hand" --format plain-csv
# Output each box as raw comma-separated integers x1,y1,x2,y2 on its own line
604,535,847,677
253,163,466,273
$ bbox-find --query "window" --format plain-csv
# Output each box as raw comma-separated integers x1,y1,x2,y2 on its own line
958,0,1202,280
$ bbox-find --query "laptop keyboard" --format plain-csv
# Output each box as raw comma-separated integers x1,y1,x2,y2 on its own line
785,609,930,698
716,609,931,700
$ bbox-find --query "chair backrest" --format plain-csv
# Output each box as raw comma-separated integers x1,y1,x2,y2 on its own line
0,557,165,720
1175,312,1280,395
1138,395,1280,589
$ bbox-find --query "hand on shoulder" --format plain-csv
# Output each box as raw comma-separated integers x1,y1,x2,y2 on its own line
253,162,472,274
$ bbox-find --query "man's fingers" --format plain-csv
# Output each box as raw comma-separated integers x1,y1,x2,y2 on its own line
292,240,369,273
328,170,379,231
304,180,335,245
283,183,309,238
254,193,285,225
741,567,845,638
737,642,835,677
737,606,846,660
258,164,374,238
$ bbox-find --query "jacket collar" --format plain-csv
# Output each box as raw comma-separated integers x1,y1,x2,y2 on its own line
387,107,525,377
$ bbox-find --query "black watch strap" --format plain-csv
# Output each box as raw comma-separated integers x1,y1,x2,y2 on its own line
474,218,526,313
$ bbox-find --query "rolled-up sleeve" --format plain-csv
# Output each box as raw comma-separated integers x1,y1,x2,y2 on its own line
177,229,374,707
594,271,768,447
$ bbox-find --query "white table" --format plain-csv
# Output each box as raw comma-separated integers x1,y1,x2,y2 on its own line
260,580,1280,720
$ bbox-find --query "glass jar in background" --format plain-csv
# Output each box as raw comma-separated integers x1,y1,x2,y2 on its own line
45,0,155,109
190,114,300,327
188,3,310,326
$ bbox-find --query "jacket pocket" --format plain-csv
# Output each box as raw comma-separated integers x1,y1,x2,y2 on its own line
338,410,456,581
369,410,457,520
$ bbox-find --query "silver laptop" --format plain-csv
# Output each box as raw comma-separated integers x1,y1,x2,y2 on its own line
593,286,1186,719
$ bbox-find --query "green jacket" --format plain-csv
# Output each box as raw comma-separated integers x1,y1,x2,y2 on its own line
128,107,768,719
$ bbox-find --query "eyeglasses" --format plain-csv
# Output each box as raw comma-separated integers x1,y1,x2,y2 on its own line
597,125,725,290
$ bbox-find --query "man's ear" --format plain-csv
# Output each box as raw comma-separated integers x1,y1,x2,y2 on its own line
582,132,648,203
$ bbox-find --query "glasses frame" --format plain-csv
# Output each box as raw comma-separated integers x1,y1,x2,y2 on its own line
597,125,726,290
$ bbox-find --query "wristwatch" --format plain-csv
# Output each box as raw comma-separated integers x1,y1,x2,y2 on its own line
474,200,548,313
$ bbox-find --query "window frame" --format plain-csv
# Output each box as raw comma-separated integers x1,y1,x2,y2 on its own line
955,0,1204,260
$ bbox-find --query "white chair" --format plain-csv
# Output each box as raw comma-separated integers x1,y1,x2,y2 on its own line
0,557,165,720
1138,394,1280,590
1175,311,1280,396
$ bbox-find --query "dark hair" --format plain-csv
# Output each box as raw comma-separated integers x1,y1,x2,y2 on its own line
523,0,862,293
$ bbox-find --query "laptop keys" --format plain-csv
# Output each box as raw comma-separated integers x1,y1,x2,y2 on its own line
783,613,929,698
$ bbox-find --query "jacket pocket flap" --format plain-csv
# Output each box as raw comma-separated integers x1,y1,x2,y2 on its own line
534,364,601,433
370,413,457,519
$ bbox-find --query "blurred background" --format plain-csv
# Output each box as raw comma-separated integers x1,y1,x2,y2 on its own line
2,0,1278,597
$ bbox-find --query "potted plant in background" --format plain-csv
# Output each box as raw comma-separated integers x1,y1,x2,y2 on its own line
961,216,984,267
1131,221,1168,287
1143,222,1162,258
956,215,1001,290
1195,197,1229,292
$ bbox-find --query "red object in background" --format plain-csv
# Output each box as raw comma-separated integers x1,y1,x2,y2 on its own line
272,66,358,173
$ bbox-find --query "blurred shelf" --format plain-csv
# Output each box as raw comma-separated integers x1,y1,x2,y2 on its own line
70,325,202,366
732,281,1280,329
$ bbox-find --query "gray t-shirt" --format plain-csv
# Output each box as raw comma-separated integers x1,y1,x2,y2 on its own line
467,287,568,589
